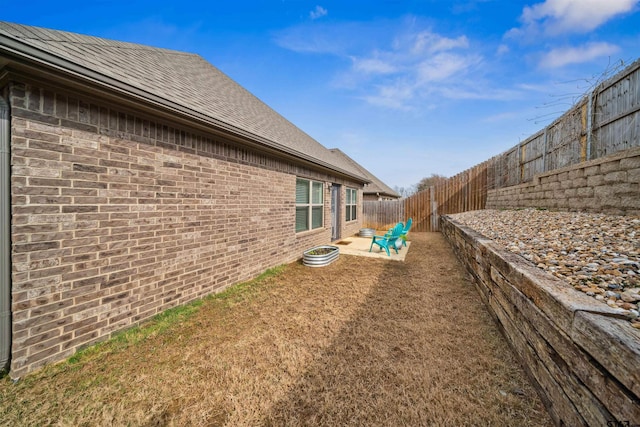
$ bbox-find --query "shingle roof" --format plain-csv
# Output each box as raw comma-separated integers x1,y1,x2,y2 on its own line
0,21,368,182
329,149,399,198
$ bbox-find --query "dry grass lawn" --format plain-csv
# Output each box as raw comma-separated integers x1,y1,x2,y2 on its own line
0,232,552,426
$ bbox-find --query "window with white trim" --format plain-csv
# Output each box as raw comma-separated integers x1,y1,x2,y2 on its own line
296,178,324,232
345,187,357,222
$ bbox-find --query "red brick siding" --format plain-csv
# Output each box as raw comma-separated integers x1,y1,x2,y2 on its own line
8,82,362,376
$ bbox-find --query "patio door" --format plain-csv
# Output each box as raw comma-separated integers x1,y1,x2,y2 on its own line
330,184,341,241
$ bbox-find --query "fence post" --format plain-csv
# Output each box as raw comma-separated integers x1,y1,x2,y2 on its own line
586,91,593,160
430,186,438,231
542,128,548,173
517,143,523,184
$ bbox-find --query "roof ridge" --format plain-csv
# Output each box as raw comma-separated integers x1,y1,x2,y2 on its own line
0,21,369,183
15,37,196,55
329,149,398,196
0,21,194,56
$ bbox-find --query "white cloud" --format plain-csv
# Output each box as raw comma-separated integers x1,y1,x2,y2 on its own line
518,0,639,35
482,111,523,123
355,51,496,109
496,44,509,55
310,5,328,20
362,92,414,110
273,22,372,55
345,30,483,109
275,19,514,110
416,53,474,82
437,85,520,101
516,82,557,92
410,31,469,54
351,56,398,75
539,42,620,68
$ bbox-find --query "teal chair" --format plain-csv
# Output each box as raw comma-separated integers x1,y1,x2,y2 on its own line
400,218,412,247
369,222,404,256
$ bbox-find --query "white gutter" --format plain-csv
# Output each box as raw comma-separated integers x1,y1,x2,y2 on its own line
0,96,10,373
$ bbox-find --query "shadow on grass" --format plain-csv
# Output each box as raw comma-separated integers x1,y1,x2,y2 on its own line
263,233,552,426
0,234,552,426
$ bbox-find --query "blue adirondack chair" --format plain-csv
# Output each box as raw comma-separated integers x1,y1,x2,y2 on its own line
369,222,404,256
400,218,412,246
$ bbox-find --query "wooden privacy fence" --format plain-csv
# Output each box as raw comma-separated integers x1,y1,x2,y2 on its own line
488,59,640,189
363,161,489,232
361,200,404,230
364,58,640,231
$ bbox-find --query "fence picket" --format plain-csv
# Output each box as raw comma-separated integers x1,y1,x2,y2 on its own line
363,60,640,232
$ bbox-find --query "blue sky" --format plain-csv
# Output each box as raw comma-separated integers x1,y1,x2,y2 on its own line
3,1,640,191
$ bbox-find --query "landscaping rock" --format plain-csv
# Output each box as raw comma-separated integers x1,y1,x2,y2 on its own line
451,209,640,324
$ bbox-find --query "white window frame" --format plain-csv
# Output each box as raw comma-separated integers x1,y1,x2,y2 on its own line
345,187,357,222
296,178,324,232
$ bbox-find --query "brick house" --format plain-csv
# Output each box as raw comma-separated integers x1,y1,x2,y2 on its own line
329,149,400,201
0,22,369,377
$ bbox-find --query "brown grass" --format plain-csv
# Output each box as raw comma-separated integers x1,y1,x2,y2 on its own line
0,232,552,426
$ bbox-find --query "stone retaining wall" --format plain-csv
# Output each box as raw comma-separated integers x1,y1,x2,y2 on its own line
486,147,640,215
441,215,640,426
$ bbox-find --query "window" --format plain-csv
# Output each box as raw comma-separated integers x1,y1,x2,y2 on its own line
346,188,357,222
296,178,324,232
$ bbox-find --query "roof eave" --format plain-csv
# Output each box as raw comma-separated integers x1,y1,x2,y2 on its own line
0,32,368,184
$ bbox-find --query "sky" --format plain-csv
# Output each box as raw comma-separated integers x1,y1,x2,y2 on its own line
3,1,640,191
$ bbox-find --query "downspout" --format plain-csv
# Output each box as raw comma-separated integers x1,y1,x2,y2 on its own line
0,96,10,373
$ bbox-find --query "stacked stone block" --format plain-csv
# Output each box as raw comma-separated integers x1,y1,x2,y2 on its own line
441,216,640,426
486,147,640,214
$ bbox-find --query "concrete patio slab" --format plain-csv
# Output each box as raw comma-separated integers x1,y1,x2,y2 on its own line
334,236,411,261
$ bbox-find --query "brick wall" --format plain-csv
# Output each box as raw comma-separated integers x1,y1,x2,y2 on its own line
486,147,640,215
7,81,362,377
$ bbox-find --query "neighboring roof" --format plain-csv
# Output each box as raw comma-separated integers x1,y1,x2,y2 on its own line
0,22,368,184
329,149,400,199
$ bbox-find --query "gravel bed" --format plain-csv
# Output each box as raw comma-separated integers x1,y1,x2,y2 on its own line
450,209,640,328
